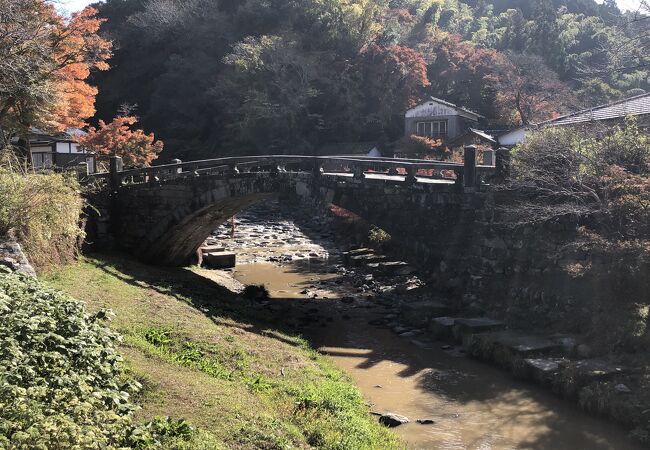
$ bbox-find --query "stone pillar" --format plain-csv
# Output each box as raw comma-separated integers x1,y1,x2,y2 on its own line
108,155,124,246
353,164,365,180
463,145,477,188
495,147,511,182
109,156,123,191
404,166,417,184
171,158,182,174
312,160,323,177
482,149,495,166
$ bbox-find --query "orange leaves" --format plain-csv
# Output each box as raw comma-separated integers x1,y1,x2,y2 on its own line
48,6,112,132
79,116,163,167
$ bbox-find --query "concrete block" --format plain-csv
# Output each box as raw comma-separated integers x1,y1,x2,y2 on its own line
203,252,236,269
523,358,565,384
453,318,505,347
429,317,456,339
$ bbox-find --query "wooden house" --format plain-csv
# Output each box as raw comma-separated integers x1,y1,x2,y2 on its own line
404,97,484,143
26,128,96,173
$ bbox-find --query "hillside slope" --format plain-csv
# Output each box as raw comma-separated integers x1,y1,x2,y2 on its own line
45,254,401,449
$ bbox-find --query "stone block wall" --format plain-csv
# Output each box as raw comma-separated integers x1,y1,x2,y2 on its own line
84,169,647,344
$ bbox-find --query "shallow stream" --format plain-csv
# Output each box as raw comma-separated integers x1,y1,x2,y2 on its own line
215,202,641,449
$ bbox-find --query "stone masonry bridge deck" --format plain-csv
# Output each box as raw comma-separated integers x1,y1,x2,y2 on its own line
84,148,509,266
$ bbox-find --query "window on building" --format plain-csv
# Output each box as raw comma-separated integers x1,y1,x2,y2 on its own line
416,121,448,138
32,152,53,170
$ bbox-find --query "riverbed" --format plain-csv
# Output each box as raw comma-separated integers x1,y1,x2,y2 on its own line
210,201,641,449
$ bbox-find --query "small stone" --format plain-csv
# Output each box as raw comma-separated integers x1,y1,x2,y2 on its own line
374,385,382,388
379,413,410,427
417,419,435,425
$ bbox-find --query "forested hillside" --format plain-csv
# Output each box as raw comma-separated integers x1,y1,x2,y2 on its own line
91,0,649,159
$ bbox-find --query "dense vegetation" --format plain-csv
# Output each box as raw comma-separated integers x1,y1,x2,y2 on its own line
502,120,650,350
45,255,401,449
0,157,84,268
89,0,649,159
0,267,135,449
0,267,228,449
507,118,650,233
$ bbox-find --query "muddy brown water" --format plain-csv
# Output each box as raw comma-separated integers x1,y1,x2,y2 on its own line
233,262,642,450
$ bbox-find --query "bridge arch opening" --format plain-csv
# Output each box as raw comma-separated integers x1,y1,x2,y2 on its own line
141,193,275,265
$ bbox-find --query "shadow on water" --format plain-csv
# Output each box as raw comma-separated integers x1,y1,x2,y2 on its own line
89,253,642,450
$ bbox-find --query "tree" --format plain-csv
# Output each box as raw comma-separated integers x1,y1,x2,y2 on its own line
79,115,163,167
494,53,576,125
416,30,506,118
355,43,430,139
0,2,111,147
50,7,112,131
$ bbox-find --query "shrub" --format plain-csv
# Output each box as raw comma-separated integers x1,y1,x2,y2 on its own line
394,135,450,160
0,268,212,449
0,163,84,269
505,119,650,232
0,267,138,449
242,284,269,300
368,226,391,249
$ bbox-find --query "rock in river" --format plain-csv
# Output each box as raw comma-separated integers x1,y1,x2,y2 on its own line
379,413,410,427
417,419,435,425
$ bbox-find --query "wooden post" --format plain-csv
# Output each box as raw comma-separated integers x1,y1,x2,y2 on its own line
463,145,477,188
109,156,123,191
496,147,511,182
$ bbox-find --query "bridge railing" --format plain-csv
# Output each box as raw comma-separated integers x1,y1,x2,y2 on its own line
85,146,509,190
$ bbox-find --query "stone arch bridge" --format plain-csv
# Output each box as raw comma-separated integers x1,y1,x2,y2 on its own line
84,149,508,266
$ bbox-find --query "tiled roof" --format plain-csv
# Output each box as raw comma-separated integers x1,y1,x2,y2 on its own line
406,97,484,120
538,92,650,127
468,128,496,143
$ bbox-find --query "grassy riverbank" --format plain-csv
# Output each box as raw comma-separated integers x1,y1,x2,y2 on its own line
44,253,401,450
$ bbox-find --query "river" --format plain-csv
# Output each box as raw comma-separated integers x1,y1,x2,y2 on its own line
210,201,641,450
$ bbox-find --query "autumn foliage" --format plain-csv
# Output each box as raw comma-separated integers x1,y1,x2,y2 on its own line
79,116,163,167
358,43,430,110
51,7,112,131
0,2,111,141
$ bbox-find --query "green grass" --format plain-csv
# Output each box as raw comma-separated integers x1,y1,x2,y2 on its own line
44,253,402,450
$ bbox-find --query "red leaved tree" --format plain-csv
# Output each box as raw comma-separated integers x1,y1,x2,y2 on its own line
79,116,163,167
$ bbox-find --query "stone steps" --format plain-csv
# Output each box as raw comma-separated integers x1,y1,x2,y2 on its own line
426,314,629,402
399,301,452,328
